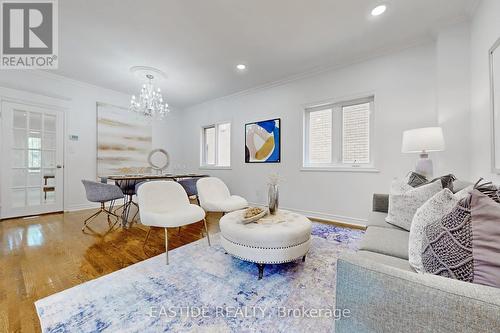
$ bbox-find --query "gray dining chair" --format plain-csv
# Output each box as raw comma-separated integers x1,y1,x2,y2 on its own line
81,180,124,231
177,178,201,205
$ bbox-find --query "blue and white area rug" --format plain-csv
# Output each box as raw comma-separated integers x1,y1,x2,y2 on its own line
36,224,364,332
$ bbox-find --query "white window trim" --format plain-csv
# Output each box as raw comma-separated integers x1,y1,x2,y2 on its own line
302,96,378,173
200,121,232,169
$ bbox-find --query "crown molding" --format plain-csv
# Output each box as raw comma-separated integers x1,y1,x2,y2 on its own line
0,83,72,103
29,70,130,97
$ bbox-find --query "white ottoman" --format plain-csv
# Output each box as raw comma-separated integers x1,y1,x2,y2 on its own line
219,209,312,279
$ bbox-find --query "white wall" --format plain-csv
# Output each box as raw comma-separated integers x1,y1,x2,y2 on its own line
469,0,500,184
0,71,175,211
435,22,471,179
178,43,455,224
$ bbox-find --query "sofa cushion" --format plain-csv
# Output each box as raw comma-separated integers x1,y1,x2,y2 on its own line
359,226,409,260
367,211,405,230
354,250,413,272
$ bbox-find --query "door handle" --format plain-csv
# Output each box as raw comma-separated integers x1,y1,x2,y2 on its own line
56,165,63,169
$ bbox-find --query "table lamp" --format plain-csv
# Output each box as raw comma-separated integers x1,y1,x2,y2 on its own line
401,127,445,178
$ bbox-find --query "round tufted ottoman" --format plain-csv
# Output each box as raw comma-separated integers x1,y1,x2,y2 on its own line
219,209,312,279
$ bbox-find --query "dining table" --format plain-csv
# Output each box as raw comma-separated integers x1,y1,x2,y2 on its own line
107,173,209,227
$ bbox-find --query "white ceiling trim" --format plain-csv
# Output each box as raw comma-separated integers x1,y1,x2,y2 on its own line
31,70,130,98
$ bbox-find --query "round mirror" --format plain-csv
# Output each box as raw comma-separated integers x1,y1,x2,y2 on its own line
148,149,169,173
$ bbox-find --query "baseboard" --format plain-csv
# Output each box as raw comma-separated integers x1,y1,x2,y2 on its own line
247,202,367,229
64,201,367,230
64,202,100,212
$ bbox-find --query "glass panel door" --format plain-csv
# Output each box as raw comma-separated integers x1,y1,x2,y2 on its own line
1,102,64,219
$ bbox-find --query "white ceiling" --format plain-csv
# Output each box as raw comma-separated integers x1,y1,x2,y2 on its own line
56,0,477,108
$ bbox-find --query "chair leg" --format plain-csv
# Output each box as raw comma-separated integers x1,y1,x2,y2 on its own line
203,218,211,246
164,228,169,265
131,209,139,223
257,264,265,280
82,206,104,231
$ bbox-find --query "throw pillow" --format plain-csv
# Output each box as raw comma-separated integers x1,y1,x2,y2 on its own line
385,179,442,231
470,190,500,288
406,172,456,191
421,182,500,288
431,174,457,191
421,196,473,281
408,186,472,272
407,172,428,187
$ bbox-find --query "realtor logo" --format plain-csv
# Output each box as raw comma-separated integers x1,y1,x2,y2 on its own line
1,0,58,69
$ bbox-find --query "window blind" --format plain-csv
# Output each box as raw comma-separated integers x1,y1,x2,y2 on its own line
342,102,370,164
308,108,332,164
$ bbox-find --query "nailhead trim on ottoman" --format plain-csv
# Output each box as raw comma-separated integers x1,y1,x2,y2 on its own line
219,209,312,268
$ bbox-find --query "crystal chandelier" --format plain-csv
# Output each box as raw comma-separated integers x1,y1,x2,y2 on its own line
130,74,170,118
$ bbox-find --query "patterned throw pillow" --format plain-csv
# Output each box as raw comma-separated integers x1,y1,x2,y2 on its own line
407,172,428,187
409,186,472,272
421,197,473,281
386,179,442,231
422,181,500,288
406,172,456,191
432,174,457,191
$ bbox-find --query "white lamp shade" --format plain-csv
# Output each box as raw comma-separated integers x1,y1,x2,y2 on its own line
402,127,445,153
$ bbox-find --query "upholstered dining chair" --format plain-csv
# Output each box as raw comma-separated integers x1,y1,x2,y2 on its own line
114,179,141,225
137,181,210,265
81,180,124,231
196,177,248,214
177,178,202,205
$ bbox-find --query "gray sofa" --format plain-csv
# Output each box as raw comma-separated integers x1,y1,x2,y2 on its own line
335,186,500,333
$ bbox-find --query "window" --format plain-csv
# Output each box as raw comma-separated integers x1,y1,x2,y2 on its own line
304,97,374,169
308,108,332,164
201,122,231,167
342,102,370,164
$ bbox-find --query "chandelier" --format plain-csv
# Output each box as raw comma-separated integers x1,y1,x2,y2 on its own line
130,73,170,118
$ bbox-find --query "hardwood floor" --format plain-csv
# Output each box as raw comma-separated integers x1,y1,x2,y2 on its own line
0,208,222,333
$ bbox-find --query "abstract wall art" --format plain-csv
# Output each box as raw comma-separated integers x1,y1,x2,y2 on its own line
245,118,281,163
96,102,152,177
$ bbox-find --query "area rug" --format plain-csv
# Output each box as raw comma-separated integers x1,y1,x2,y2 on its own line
35,223,364,332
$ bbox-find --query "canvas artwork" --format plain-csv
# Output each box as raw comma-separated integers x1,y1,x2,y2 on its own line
96,103,152,177
245,118,281,163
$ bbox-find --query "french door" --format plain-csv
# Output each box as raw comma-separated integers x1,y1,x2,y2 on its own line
1,101,64,219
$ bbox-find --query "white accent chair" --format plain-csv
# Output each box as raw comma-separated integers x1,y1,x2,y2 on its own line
196,177,248,213
137,181,210,264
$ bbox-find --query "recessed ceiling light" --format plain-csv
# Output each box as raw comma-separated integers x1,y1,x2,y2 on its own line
371,4,387,16
236,64,247,71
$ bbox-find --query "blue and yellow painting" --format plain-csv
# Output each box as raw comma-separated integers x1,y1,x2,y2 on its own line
245,118,280,163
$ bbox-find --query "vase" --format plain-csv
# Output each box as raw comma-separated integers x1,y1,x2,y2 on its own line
268,184,279,215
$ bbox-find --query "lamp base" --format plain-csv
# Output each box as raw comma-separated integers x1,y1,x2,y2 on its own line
415,153,433,179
